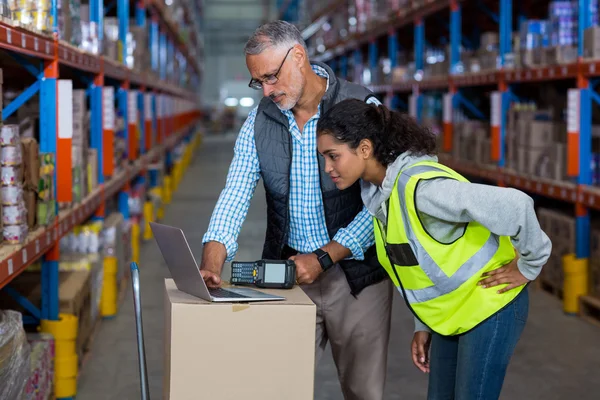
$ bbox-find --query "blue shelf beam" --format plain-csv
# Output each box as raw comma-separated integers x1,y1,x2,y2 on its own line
150,18,159,72
138,91,146,154
160,32,167,81
579,0,592,57
90,83,104,185
118,0,130,65
415,19,424,72
3,80,40,120
340,55,348,79
499,0,512,67
477,1,499,24
388,32,398,68
3,286,42,322
91,0,104,43
450,3,461,74
456,92,486,120
6,53,42,78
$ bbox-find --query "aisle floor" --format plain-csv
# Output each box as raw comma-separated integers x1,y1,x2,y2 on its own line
78,133,600,400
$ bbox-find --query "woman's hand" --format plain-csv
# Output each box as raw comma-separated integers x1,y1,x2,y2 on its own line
411,331,431,373
479,257,530,293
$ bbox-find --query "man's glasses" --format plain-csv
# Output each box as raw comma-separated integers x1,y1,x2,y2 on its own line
248,47,294,90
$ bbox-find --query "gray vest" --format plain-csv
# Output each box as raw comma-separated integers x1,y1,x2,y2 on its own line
253,61,387,295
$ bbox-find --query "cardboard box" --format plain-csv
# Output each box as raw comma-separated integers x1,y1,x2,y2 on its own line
584,26,600,59
520,121,555,148
21,138,40,188
163,279,316,400
24,190,36,229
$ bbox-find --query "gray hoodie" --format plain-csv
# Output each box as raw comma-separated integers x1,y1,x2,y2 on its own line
361,153,552,333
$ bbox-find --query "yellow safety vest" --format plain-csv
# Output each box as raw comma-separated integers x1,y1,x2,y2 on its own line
373,161,524,336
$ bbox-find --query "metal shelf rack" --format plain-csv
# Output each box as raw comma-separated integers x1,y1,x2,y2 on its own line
0,1,202,388
305,0,600,274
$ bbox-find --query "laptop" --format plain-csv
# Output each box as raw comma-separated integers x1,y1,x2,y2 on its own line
150,222,285,302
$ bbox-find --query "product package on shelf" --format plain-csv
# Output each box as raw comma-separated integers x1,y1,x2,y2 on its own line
21,137,40,230
23,333,54,400
1,128,27,244
86,148,98,194
505,103,567,181
36,153,56,227
6,0,51,32
536,207,576,294
101,213,127,282
0,310,31,400
451,120,491,166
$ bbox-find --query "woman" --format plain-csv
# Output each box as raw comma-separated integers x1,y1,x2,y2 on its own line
316,99,551,399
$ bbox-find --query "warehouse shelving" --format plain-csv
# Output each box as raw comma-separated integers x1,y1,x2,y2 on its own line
0,0,202,396
306,0,600,318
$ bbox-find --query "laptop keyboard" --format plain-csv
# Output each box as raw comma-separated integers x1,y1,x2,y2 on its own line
209,287,250,299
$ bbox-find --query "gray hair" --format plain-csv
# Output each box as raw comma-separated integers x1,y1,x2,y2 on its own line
244,20,308,55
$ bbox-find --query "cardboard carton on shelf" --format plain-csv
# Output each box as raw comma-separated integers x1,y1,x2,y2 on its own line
163,279,316,400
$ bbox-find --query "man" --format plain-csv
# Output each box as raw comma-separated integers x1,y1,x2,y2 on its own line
200,20,393,400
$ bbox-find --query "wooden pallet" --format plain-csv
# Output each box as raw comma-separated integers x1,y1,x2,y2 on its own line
579,295,600,328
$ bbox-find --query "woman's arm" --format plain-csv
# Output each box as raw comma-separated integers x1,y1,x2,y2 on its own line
414,178,552,281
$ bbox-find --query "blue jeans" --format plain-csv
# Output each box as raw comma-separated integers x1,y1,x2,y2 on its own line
427,287,529,400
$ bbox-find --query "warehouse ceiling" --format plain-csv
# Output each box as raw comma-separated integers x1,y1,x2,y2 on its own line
203,0,276,56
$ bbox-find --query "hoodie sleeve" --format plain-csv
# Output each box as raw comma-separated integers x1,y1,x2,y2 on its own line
414,178,552,281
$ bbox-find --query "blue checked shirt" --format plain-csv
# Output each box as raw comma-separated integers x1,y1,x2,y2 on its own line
203,64,380,261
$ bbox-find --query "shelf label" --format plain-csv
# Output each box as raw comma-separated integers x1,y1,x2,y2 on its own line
7,29,11,44
103,87,115,130
491,91,501,128
8,259,13,275
145,94,153,121
58,80,74,139
46,232,50,245
567,89,580,133
128,91,138,126
34,37,38,51
443,93,453,123
22,249,27,264
35,240,40,254
22,34,25,48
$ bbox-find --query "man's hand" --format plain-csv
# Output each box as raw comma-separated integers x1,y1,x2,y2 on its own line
199,241,227,288
200,269,221,288
411,331,431,373
479,256,529,294
290,253,323,285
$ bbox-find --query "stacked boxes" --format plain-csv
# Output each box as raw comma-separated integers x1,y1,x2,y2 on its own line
36,153,56,227
505,104,567,181
1,125,28,244
21,138,40,229
451,121,492,166
537,207,575,293
72,89,88,205
584,25,600,59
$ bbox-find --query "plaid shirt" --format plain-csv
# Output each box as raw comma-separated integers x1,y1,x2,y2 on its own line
203,64,380,261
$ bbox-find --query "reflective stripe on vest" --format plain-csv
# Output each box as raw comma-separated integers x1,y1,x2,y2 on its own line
391,164,501,304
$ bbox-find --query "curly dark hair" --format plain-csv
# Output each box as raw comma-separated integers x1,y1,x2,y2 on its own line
317,99,438,166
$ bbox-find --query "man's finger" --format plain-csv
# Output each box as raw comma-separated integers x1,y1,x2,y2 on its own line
479,274,507,286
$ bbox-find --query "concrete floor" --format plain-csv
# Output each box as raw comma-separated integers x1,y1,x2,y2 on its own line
78,133,600,400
